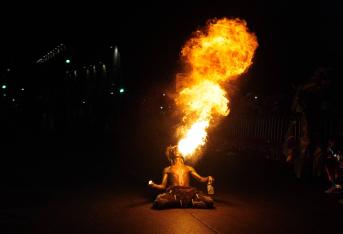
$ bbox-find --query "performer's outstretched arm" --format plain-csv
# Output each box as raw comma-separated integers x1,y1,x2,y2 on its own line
149,168,168,190
189,166,214,183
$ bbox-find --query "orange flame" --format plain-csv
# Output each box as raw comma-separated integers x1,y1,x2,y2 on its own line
175,18,258,159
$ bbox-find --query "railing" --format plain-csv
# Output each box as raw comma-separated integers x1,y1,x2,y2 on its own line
222,115,336,160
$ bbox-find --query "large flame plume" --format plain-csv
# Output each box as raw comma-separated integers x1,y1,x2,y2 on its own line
175,18,258,159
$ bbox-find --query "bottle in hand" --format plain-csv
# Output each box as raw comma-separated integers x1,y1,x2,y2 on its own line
207,180,214,195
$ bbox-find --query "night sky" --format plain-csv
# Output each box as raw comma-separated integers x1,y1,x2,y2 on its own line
1,0,342,93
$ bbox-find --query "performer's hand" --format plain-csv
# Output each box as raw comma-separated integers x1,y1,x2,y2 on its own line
148,180,155,188
208,176,215,183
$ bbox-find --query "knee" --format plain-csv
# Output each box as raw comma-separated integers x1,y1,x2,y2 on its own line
196,195,214,208
201,195,214,204
153,194,175,209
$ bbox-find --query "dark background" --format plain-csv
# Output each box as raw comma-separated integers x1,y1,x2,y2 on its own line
0,0,342,188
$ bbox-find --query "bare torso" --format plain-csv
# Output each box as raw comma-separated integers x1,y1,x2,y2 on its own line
149,157,212,190
165,165,192,187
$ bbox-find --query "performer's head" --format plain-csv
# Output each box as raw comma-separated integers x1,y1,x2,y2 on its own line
166,145,184,165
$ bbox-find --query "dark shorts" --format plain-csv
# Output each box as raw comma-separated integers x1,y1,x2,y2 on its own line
153,186,214,209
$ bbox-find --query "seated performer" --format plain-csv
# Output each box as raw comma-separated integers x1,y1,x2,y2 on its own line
148,146,215,209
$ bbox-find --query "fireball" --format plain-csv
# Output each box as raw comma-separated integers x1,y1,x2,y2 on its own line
175,18,258,159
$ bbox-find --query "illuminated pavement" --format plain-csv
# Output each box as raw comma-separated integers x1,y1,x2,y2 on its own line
2,155,342,234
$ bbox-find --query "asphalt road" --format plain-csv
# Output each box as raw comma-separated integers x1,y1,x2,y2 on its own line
1,154,342,234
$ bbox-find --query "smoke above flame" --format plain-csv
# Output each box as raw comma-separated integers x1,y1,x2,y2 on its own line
174,18,258,159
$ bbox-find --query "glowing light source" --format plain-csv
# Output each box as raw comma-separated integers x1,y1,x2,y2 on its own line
175,18,258,159
2,85,7,89
65,59,71,64
119,88,125,93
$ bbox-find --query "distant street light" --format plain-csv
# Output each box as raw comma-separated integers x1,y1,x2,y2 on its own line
65,59,71,64
2,85,7,89
119,88,125,93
